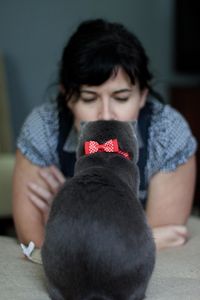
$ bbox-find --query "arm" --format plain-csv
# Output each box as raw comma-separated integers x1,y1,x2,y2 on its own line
12,150,65,248
12,150,46,247
146,155,196,250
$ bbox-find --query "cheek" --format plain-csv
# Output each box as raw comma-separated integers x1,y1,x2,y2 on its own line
72,103,98,122
115,103,141,121
118,92,147,121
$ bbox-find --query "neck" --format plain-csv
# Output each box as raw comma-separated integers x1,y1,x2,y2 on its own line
74,153,139,193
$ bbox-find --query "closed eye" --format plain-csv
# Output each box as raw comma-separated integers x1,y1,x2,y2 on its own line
80,97,97,103
114,97,129,102
80,93,97,103
80,90,97,103
113,89,132,102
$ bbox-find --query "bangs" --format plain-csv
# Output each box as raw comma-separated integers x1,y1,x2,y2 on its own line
74,44,136,88
58,19,163,106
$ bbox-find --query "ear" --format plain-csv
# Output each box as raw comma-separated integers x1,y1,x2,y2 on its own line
67,98,73,110
66,93,77,110
59,84,66,95
129,120,137,132
79,121,88,132
139,88,148,109
127,121,139,163
76,121,90,159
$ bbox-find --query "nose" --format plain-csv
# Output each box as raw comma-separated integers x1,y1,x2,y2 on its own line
98,99,114,120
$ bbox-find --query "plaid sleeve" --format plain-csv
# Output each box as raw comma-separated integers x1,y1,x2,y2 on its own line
17,102,59,167
148,103,198,178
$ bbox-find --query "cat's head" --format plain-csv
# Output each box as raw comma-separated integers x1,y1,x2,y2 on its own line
76,120,138,163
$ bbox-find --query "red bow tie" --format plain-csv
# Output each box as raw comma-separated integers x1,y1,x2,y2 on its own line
84,139,130,159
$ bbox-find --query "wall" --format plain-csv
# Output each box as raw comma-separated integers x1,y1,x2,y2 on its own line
1,0,198,144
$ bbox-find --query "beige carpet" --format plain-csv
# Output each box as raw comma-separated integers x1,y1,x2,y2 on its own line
0,216,200,300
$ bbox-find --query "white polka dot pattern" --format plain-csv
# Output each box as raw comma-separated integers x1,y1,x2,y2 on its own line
85,139,119,154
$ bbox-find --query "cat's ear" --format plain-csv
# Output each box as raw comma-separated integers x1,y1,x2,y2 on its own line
128,121,138,141
127,121,139,163
76,121,90,159
79,121,88,132
130,120,137,130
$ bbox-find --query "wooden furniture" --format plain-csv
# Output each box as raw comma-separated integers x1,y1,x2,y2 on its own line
0,55,13,152
171,86,200,212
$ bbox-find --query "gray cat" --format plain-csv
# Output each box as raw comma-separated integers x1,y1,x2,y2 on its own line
41,120,156,300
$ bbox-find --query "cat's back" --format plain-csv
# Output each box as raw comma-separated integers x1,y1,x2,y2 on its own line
50,165,142,227
45,165,149,257
42,166,155,300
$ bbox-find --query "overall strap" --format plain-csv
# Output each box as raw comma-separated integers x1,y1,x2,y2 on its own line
57,104,75,177
137,101,153,200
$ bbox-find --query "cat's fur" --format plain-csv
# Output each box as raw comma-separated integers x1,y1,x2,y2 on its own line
41,120,156,300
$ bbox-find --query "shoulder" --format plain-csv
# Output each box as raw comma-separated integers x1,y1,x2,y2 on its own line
30,100,57,119
147,97,198,178
17,101,59,166
149,98,190,135
21,101,58,137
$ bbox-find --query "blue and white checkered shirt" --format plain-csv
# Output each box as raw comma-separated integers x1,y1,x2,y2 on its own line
17,97,197,202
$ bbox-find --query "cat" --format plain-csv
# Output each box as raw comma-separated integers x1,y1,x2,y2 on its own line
41,120,156,300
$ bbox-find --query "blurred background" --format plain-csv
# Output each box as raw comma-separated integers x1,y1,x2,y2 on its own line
0,0,200,235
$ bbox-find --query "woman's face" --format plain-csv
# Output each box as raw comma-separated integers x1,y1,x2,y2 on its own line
67,67,148,130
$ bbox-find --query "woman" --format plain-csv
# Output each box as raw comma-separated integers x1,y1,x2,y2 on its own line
12,19,197,249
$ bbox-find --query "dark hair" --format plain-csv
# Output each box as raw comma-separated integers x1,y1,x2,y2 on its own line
57,19,162,112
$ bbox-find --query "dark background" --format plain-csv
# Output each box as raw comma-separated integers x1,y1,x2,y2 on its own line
172,0,200,211
174,0,200,73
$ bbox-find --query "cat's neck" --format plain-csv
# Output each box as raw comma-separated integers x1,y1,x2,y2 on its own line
74,153,139,194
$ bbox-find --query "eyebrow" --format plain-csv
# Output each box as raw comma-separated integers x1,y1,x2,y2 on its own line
80,89,132,94
80,90,97,95
113,89,132,94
